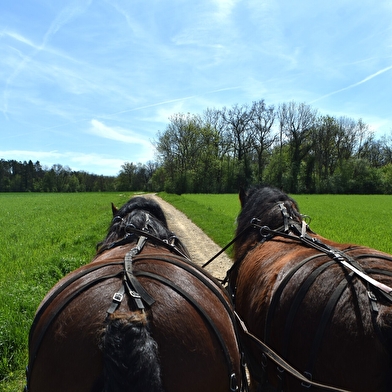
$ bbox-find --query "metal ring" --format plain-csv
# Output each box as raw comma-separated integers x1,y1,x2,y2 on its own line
259,226,272,238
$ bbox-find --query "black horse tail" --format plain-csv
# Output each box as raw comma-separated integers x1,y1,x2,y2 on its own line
101,311,164,392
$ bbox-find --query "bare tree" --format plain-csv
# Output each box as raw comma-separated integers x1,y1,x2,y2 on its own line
221,103,253,185
249,100,276,182
278,101,318,192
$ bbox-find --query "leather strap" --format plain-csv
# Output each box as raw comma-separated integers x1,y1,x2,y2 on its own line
27,267,123,390
235,313,350,392
135,270,241,391
123,236,155,309
107,283,126,315
304,272,354,385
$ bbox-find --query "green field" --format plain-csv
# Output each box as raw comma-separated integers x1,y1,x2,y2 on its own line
159,192,392,254
0,192,133,391
1,192,392,390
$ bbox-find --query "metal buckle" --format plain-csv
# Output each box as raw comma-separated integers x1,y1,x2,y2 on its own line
229,373,238,391
368,290,377,301
276,365,284,382
112,292,124,303
261,352,268,368
301,371,312,388
130,290,141,299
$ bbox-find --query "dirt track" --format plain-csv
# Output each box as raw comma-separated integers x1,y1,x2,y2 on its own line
145,194,233,281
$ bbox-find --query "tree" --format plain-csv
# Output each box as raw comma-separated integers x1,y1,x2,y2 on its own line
203,108,234,192
221,104,253,187
117,162,137,190
249,100,276,183
155,113,205,193
278,102,318,192
311,115,341,192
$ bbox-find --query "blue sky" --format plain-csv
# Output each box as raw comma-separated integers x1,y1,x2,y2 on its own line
1,0,392,176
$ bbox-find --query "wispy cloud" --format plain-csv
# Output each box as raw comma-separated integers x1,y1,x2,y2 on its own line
102,87,241,118
2,31,38,49
67,152,125,174
2,0,92,116
213,0,238,20
311,65,392,103
89,119,152,148
41,0,92,47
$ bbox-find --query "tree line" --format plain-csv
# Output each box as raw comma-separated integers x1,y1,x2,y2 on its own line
152,100,392,194
0,160,116,192
2,99,392,194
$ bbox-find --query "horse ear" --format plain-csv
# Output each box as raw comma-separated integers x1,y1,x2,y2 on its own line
111,203,119,216
239,187,247,207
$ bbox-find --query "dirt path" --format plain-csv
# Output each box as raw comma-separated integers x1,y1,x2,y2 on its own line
145,194,233,281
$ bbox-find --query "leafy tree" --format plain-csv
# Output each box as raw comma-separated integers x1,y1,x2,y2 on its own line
117,162,137,191
155,113,206,193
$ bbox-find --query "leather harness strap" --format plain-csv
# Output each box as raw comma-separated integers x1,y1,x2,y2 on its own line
264,253,325,345
29,261,123,347
235,314,350,392
136,269,240,391
304,272,355,385
26,264,124,391
107,235,155,315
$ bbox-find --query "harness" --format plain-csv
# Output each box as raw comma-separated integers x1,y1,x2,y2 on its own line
26,219,245,392
105,226,244,391
222,203,392,392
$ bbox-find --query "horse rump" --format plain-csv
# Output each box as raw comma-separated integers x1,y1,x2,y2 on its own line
101,311,164,392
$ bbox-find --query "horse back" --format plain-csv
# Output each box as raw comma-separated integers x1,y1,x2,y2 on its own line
235,237,392,391
28,244,242,392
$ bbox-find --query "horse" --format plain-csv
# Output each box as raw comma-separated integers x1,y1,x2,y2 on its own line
26,196,245,392
228,185,392,392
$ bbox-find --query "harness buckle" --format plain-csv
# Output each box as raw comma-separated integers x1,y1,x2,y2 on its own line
261,352,268,368
276,365,284,382
129,290,142,299
368,290,379,313
229,373,238,391
112,292,124,303
301,371,312,388
368,290,377,301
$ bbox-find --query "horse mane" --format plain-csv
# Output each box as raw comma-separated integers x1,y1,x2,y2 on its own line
237,185,302,236
97,196,188,255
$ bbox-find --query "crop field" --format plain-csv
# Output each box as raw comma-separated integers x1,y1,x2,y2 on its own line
1,192,392,390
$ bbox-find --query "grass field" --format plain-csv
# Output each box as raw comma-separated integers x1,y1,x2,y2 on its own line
0,192,133,391
159,192,392,254
1,191,392,390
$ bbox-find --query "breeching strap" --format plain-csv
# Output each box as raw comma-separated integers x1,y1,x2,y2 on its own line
235,313,350,392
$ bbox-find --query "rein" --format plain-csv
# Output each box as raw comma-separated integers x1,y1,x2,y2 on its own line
202,225,251,269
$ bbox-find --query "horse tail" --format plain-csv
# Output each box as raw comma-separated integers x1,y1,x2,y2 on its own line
101,311,164,392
